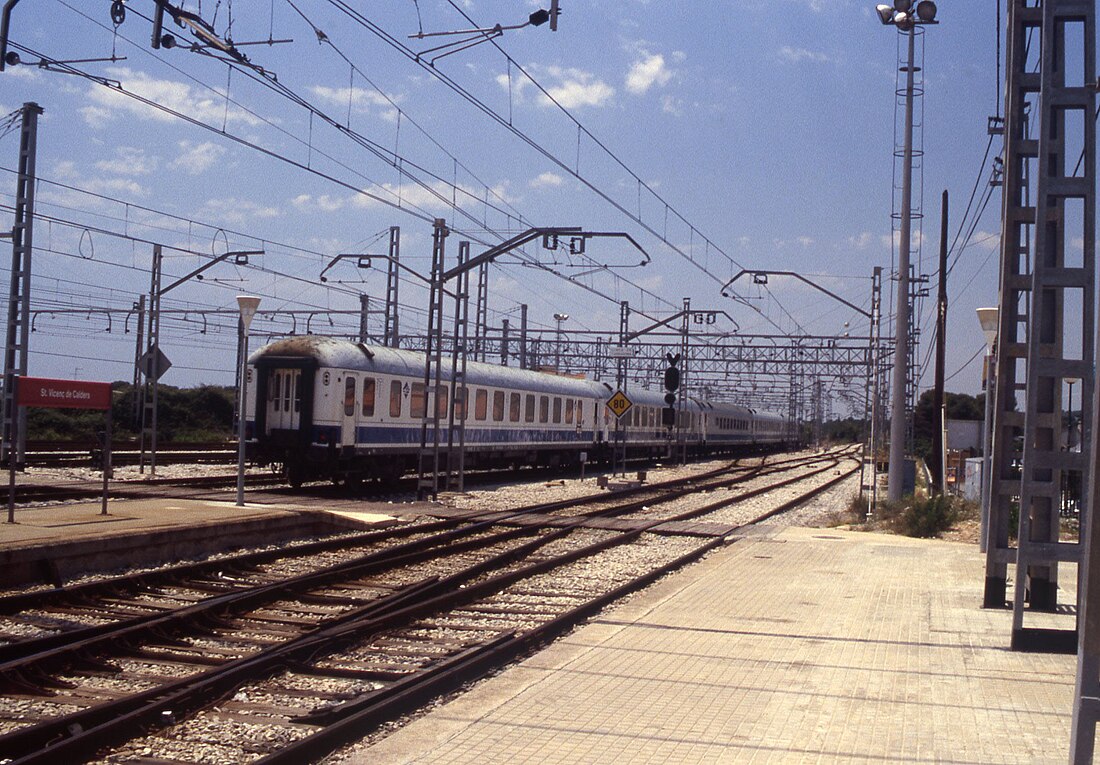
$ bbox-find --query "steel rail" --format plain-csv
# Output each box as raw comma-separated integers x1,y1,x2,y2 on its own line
0,451,858,761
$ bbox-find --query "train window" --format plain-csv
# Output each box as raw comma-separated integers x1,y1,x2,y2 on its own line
389,380,402,418
344,377,357,417
293,372,301,413
509,392,521,422
493,391,505,422
436,386,449,419
565,398,574,424
552,397,562,424
525,394,535,423
410,383,427,418
475,389,488,421
284,373,293,414
451,385,464,422
578,400,585,424
362,378,376,417
271,373,281,412
269,373,278,403
539,396,549,423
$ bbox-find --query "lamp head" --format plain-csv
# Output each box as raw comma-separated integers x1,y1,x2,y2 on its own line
976,307,999,349
915,0,937,22
529,9,550,26
892,0,912,11
237,295,262,332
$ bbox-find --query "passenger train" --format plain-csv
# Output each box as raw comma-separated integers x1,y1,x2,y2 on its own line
246,336,794,487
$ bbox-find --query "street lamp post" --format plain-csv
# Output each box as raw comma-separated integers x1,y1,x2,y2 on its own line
236,295,261,507
876,0,938,501
976,307,998,552
554,313,569,372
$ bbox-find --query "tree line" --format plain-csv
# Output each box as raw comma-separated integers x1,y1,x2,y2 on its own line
26,383,236,443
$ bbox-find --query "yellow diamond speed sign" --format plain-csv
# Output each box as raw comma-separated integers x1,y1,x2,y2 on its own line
606,390,633,419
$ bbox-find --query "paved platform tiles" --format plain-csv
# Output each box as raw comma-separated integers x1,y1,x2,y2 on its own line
0,498,397,586
350,526,1077,764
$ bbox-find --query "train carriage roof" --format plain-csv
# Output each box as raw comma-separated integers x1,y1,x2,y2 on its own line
250,336,603,398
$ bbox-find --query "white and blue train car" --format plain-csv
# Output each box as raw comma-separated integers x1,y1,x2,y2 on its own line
246,336,795,486
249,336,602,485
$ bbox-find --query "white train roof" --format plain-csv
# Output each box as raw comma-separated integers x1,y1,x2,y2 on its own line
251,336,789,422
250,336,602,397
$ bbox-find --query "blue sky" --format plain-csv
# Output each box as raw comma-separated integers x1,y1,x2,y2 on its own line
0,1,1008,412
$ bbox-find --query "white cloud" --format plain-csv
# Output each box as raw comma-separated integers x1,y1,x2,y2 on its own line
202,197,279,225
82,67,263,128
498,65,614,109
626,52,673,95
661,96,684,117
52,160,78,179
292,193,349,213
85,177,147,197
95,147,157,176
295,179,512,215
530,172,564,189
770,235,817,250
848,232,874,249
3,65,39,81
778,46,832,64
310,85,401,120
170,141,227,175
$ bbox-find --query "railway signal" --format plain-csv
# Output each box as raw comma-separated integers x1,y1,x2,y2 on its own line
663,353,680,429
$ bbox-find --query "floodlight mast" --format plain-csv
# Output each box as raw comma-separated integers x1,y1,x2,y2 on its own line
873,0,938,502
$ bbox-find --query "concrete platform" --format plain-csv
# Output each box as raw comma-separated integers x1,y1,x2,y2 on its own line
350,526,1078,764
0,497,397,587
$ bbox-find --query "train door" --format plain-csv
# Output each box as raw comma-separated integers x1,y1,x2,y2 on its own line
266,369,301,433
342,376,358,447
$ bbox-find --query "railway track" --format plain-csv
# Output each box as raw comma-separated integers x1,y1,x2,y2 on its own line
22,442,236,469
9,473,286,505
0,447,859,764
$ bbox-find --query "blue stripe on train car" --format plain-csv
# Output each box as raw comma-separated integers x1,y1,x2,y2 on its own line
350,425,597,446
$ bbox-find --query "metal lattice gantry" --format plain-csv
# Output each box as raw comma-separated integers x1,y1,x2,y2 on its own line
986,0,1095,661
1,102,42,469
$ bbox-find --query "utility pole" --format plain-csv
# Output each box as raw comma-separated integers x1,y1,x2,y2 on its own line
1,102,42,468
383,226,400,348
931,190,948,494
519,304,529,370
888,25,918,502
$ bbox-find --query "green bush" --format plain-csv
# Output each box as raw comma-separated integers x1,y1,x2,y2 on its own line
897,495,962,538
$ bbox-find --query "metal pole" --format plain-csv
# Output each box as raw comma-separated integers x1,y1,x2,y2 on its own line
931,190,948,494
888,26,917,501
101,404,111,516
131,296,145,422
2,102,41,468
6,376,15,523
520,304,528,370
236,317,247,506
358,294,369,343
555,316,563,371
384,226,400,348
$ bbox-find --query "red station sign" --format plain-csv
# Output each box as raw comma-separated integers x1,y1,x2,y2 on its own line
16,377,112,411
